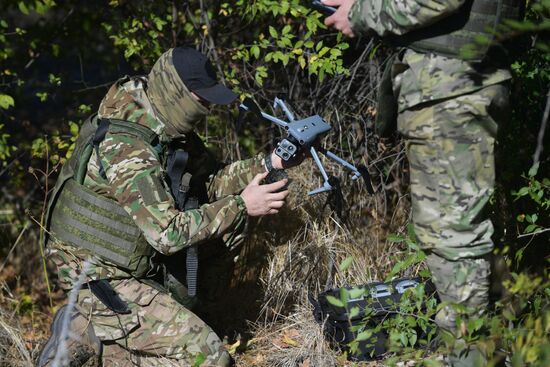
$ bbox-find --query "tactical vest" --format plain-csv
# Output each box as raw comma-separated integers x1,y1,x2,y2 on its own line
385,0,522,61
44,115,159,277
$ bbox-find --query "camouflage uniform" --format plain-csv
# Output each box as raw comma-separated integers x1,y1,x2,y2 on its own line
47,50,266,366
350,1,512,365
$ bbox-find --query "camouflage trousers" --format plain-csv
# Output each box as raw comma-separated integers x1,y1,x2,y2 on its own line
397,83,509,366
76,278,231,367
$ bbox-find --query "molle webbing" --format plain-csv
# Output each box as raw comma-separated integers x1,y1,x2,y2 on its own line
49,180,150,269
386,0,521,61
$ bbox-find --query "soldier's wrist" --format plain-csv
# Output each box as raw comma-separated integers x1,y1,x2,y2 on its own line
264,153,274,172
234,194,246,211
265,151,284,171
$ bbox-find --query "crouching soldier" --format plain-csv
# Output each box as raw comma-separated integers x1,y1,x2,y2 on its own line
39,47,300,366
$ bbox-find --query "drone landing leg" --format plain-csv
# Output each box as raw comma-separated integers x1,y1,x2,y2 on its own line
308,147,333,196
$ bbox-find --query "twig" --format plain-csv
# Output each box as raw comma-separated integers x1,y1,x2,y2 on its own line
517,227,550,239
74,81,116,93
533,87,550,166
0,151,26,178
171,1,178,47
0,223,29,273
36,141,54,309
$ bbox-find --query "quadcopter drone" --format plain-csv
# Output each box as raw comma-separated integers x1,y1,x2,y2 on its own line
239,97,374,196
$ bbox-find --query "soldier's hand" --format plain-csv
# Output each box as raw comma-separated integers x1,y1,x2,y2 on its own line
240,172,289,216
322,0,355,38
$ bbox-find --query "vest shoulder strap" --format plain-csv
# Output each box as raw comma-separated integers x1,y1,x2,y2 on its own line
93,118,160,179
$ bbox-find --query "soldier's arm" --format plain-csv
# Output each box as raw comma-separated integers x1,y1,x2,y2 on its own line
207,153,267,200
348,0,467,37
100,134,247,255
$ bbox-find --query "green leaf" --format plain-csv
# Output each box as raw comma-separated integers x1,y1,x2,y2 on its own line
0,94,15,109
355,329,373,341
18,1,30,15
36,92,48,102
298,56,306,69
326,295,345,308
282,24,292,35
349,306,360,319
269,26,278,38
192,352,206,367
399,333,408,346
318,46,330,57
525,224,539,233
516,187,529,197
339,256,353,272
251,45,260,59
409,330,418,346
69,121,79,137
528,162,539,177
348,287,365,301
386,233,405,243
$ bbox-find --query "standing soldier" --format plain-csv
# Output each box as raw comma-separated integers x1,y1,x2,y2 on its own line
39,47,300,366
322,0,521,365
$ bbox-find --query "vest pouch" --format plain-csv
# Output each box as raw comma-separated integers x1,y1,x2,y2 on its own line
43,116,98,248
49,179,153,277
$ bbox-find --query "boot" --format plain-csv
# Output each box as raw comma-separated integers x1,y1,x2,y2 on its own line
38,304,102,367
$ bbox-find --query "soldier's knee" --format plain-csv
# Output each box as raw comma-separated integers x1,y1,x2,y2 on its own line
202,331,231,366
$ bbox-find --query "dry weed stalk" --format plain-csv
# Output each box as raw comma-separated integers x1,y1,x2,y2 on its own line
0,307,33,366
49,261,90,367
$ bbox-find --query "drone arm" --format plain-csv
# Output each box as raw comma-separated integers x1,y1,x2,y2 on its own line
239,103,289,129
273,97,296,121
319,149,362,180
260,111,289,129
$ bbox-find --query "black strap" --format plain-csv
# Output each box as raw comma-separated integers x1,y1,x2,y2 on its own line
92,118,111,179
186,246,199,297
166,149,190,210
165,147,200,298
308,291,324,324
88,279,130,314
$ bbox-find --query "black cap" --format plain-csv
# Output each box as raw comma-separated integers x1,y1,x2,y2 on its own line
172,47,238,105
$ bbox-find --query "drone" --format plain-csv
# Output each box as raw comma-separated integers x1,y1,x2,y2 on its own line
239,97,374,196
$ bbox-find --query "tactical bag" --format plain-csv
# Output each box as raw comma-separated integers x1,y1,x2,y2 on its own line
311,277,437,361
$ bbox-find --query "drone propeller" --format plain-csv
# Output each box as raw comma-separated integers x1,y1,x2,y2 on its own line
357,165,375,195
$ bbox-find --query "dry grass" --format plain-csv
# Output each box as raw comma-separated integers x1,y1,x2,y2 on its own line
0,291,33,367
229,148,412,366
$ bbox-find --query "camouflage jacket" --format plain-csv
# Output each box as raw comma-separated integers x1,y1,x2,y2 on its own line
49,76,266,287
349,0,512,111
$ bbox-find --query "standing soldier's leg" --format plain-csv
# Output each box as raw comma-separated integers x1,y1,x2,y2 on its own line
397,84,509,366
